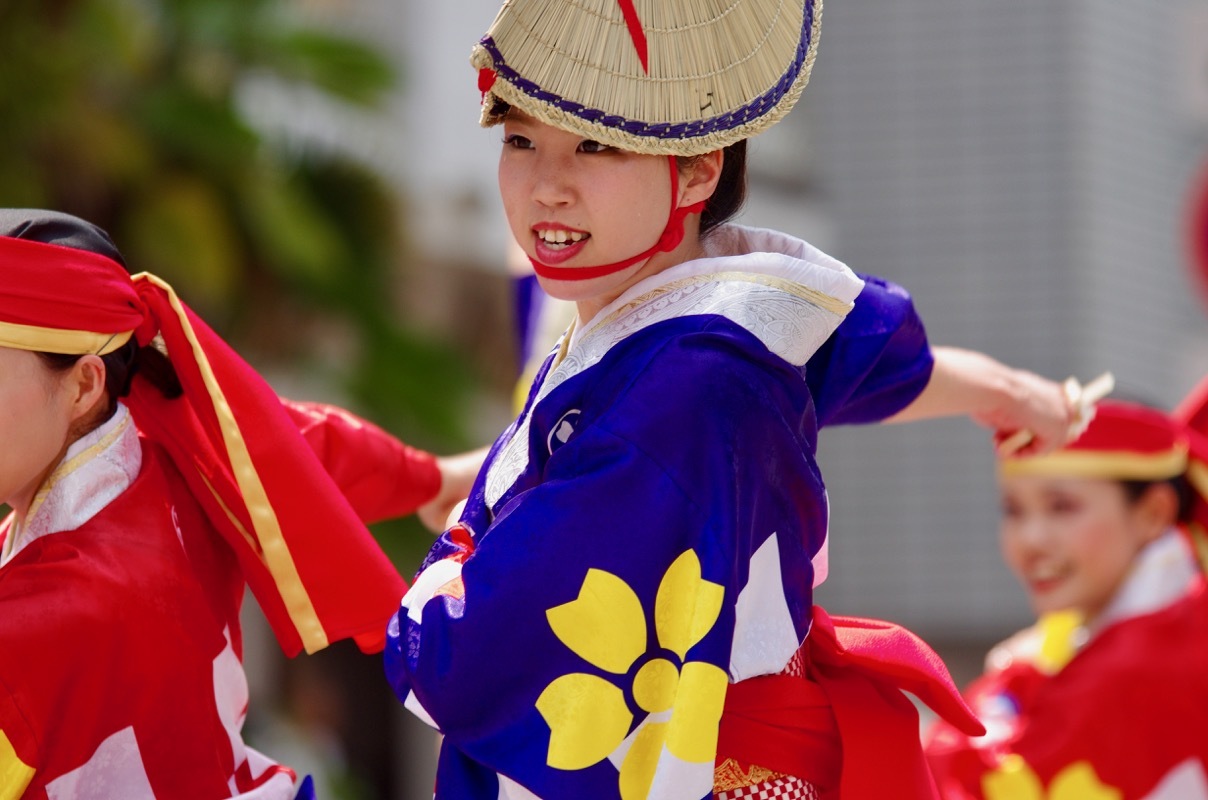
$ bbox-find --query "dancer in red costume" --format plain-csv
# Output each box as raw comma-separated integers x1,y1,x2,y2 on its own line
926,389,1208,800
0,209,471,799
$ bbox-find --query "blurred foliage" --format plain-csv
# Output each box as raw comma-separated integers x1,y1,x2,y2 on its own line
0,0,477,451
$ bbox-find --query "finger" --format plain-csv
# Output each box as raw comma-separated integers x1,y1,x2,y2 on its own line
997,428,1034,457
1063,371,1115,443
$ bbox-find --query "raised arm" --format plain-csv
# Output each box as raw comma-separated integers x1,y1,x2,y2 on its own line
887,346,1075,455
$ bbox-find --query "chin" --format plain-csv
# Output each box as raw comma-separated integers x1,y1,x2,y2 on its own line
535,268,641,304
1029,593,1085,619
534,274,595,301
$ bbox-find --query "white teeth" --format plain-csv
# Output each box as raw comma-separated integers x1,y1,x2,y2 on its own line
537,229,587,245
1029,564,1063,581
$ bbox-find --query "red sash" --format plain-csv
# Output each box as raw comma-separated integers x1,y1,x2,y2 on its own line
718,606,985,799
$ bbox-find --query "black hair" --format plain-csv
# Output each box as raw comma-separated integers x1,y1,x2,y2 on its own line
37,342,183,427
1122,476,1195,525
1,209,184,430
0,208,126,265
677,140,748,236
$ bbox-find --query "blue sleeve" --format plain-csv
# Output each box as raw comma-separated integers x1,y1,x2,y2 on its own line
806,273,933,427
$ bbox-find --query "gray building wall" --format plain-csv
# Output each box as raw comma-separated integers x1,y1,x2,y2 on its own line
804,0,1208,645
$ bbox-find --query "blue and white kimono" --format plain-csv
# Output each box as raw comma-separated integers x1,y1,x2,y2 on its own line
386,225,933,799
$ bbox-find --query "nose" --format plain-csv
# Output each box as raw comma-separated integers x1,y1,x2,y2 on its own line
530,150,575,208
1006,514,1051,555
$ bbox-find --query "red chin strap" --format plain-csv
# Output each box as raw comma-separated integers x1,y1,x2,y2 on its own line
529,156,707,281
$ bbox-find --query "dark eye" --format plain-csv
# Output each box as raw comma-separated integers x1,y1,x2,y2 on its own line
1048,495,1081,515
503,134,533,149
578,140,612,154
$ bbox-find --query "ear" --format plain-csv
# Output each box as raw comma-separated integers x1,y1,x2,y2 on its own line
679,150,725,208
66,355,109,429
1132,482,1179,545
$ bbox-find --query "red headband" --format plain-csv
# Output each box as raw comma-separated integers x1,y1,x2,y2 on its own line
0,234,405,657
1000,401,1189,481
529,156,707,282
0,236,156,347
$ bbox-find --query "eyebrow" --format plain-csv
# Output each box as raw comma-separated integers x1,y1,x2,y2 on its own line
510,105,547,123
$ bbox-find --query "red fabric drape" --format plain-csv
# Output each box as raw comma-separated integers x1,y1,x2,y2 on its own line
719,606,985,799
1,235,408,656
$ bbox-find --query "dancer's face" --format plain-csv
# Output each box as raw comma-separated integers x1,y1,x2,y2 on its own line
998,475,1168,620
0,347,79,517
498,111,718,318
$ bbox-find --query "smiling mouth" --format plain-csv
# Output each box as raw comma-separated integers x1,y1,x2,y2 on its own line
535,229,590,249
1025,564,1069,593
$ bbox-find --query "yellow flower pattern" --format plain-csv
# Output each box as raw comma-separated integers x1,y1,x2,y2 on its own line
983,755,1122,800
0,728,35,800
536,550,728,799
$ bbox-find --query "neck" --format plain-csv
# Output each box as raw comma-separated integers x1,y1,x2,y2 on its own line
2,404,139,567
10,440,71,524
1088,529,1199,632
573,232,706,326
11,404,112,522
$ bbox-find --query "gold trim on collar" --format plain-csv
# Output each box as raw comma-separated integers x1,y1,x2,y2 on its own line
1000,445,1188,480
24,412,133,524
0,319,133,355
588,271,853,338
552,316,576,371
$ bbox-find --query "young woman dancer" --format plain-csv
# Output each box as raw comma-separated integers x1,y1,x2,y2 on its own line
0,209,468,799
926,395,1208,799
386,2,1078,797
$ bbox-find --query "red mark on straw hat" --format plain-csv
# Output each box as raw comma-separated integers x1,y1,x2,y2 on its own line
478,67,497,99
617,0,649,73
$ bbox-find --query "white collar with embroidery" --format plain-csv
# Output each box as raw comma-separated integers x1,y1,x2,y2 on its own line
1,402,142,567
569,223,864,359
485,225,862,510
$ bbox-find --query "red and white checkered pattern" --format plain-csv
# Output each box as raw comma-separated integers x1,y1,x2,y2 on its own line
715,775,820,800
781,646,808,679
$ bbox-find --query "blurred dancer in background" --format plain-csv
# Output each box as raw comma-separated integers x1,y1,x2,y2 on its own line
926,390,1208,799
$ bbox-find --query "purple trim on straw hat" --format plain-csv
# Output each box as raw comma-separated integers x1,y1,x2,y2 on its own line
482,0,816,143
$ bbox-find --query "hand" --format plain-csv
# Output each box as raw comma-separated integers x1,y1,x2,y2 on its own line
416,447,489,533
883,348,1107,457
994,372,1114,457
978,366,1076,457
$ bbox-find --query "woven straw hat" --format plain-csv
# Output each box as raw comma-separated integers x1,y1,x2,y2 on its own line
471,0,822,156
